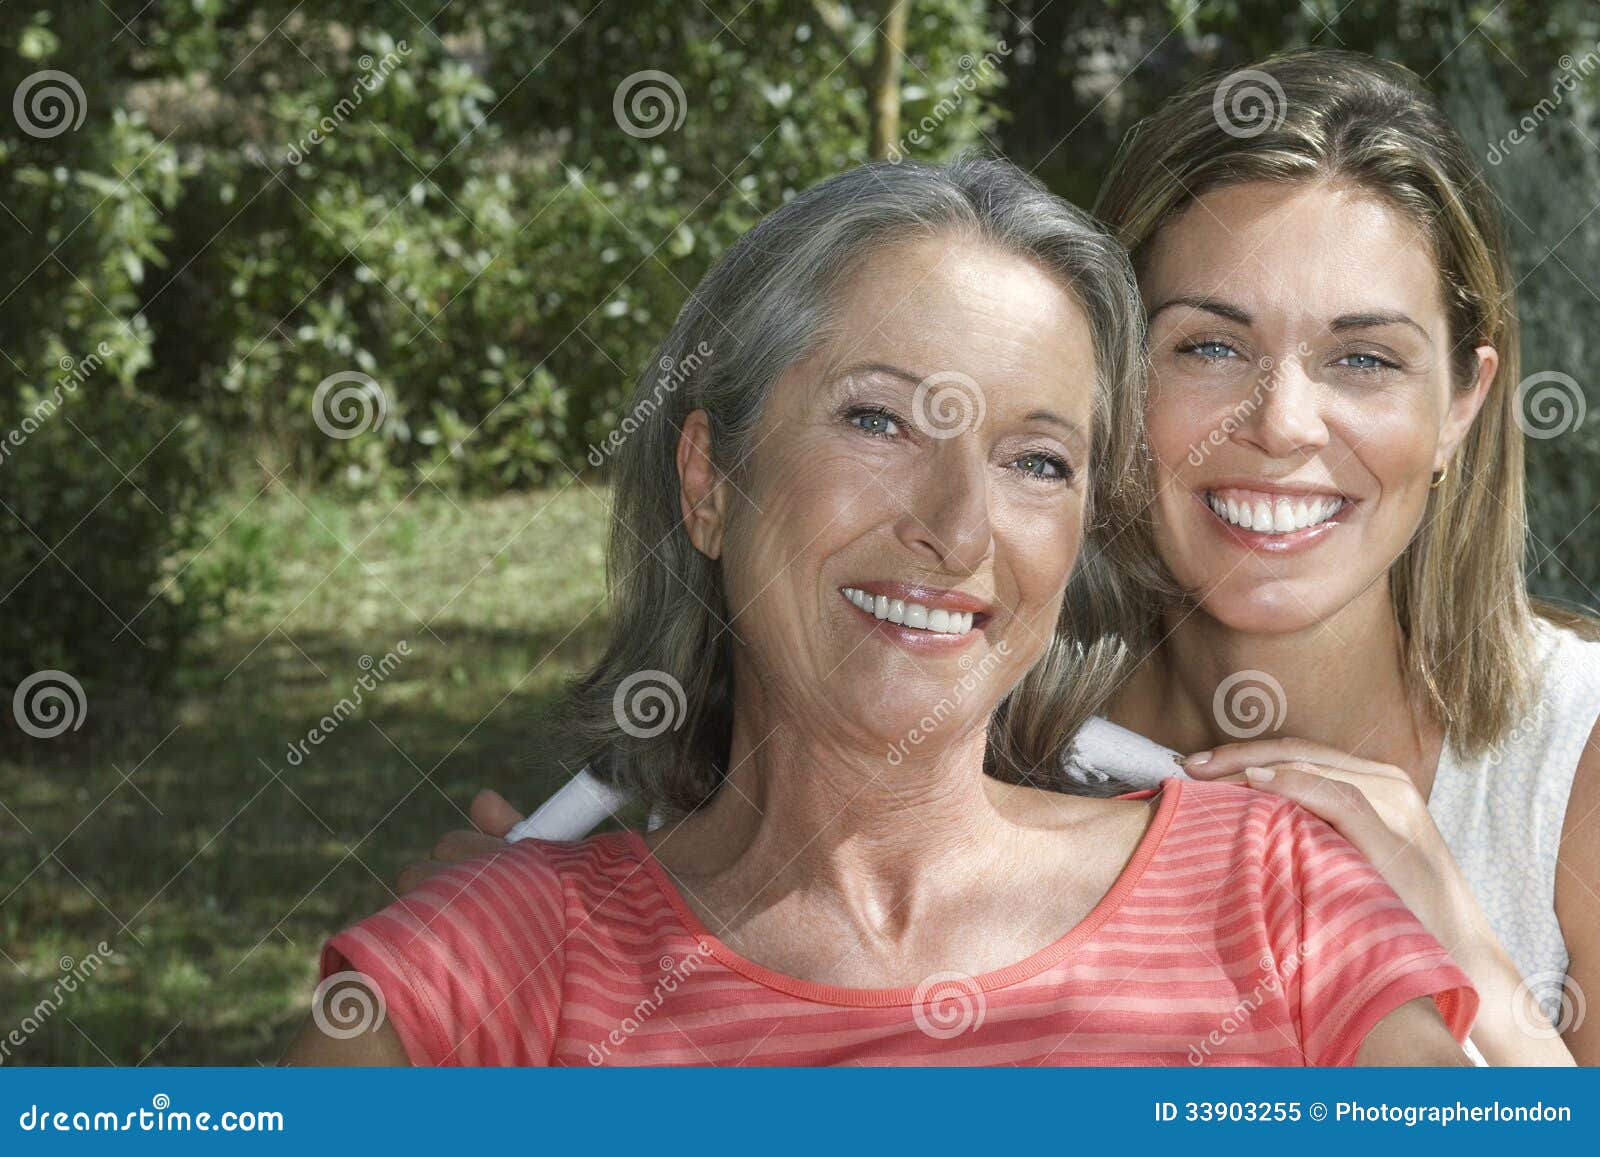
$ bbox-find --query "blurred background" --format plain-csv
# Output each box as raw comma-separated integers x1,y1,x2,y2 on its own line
1,0,1597,1065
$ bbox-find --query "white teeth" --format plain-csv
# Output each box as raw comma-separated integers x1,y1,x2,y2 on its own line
841,589,976,635
1206,492,1343,535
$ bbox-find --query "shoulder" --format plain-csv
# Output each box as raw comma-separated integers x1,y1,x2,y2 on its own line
316,831,643,1065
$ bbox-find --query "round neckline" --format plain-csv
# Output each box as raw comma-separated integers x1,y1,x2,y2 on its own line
622,777,1183,1007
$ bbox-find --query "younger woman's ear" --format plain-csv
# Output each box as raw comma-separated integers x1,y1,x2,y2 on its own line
676,409,727,559
1438,344,1499,468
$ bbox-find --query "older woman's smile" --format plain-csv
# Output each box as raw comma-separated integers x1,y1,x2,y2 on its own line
839,582,989,641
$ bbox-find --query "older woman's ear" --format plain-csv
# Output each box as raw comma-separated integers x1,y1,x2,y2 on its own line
676,408,729,559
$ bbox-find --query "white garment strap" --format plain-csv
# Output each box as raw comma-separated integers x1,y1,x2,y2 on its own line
507,770,630,842
516,715,1183,843
1063,715,1189,789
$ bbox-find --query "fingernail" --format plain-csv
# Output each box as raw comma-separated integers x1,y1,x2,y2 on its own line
1186,751,1212,766
1171,752,1188,766
1244,766,1275,783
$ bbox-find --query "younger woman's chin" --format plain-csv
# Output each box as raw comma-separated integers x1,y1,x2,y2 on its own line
1198,583,1355,635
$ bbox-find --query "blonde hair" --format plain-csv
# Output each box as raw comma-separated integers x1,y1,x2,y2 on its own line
1092,46,1589,757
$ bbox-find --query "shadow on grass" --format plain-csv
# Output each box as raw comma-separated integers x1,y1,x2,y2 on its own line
0,613,648,1065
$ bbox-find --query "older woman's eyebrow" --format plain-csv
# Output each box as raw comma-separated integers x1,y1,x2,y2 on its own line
1024,409,1083,438
832,361,924,385
1329,311,1432,344
1147,295,1252,325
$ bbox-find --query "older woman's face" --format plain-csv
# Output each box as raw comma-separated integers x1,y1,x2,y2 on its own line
1140,180,1493,633
712,236,1098,753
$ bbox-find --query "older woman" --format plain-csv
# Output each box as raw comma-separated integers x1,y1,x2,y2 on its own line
285,157,1475,1066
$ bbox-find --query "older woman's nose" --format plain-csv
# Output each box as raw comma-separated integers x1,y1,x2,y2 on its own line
892,446,994,575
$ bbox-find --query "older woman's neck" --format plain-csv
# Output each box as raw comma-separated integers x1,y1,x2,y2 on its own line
678,711,1016,890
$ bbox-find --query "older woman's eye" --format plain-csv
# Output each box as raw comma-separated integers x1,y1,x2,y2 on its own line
1013,452,1071,482
846,406,903,437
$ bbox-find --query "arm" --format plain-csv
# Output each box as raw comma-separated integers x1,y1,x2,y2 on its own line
1191,738,1577,1064
1355,996,1473,1066
281,976,411,1066
1554,713,1600,1064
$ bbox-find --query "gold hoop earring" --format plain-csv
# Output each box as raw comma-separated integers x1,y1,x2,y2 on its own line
1430,463,1449,489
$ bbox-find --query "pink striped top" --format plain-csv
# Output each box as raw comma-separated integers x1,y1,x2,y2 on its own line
320,777,1477,1065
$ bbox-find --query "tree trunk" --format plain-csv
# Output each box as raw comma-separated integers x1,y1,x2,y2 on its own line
867,0,910,159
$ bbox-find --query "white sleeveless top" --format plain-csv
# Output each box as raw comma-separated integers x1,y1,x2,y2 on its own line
513,617,1600,1033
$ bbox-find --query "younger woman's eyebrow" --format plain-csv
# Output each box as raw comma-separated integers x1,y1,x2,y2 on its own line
1147,295,1253,325
1329,310,1432,344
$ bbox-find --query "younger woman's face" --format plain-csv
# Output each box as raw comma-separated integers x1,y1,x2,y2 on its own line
1140,179,1495,633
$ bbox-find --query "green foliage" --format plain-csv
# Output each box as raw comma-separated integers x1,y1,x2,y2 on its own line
0,7,210,698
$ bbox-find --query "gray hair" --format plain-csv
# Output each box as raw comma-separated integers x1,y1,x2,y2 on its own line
559,155,1153,814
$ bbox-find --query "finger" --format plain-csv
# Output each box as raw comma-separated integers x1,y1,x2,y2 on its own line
430,830,507,862
471,788,526,837
396,859,450,894
1184,738,1395,779
1239,763,1379,842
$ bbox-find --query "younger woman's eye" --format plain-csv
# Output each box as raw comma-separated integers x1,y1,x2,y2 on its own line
1334,351,1399,371
846,406,903,437
1177,339,1239,361
1013,452,1072,482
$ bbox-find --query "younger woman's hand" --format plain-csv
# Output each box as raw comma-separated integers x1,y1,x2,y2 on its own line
1181,738,1471,940
395,789,525,894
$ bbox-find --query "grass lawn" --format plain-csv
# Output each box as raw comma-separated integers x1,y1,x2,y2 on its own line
0,481,645,1065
